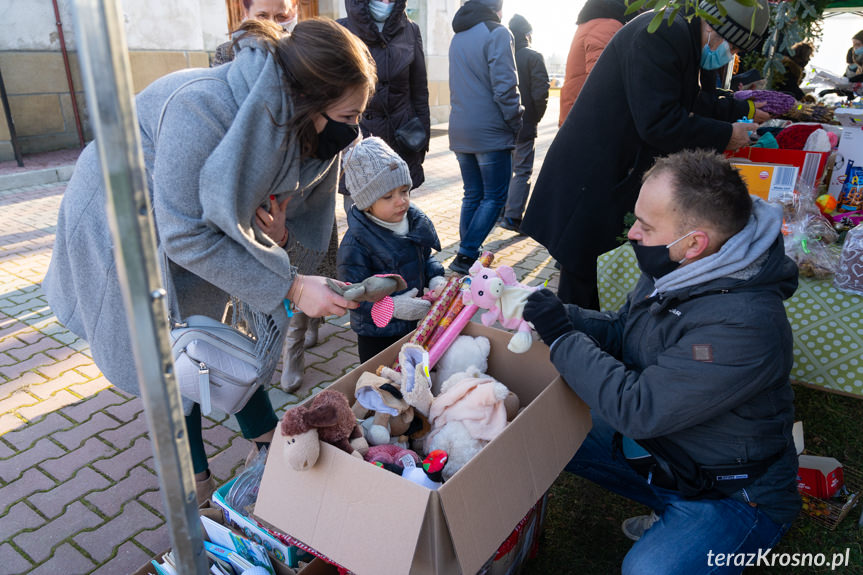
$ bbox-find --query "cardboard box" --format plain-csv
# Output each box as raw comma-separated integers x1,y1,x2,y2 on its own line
728,147,830,190
828,127,863,198
254,323,592,575
729,161,798,202
213,477,312,567
798,455,844,499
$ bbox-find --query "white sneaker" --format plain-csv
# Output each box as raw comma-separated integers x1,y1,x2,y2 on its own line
621,511,660,541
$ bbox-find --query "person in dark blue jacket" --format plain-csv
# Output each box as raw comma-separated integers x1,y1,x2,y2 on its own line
337,137,446,361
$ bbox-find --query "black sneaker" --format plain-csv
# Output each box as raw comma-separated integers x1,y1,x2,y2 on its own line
500,217,522,233
449,253,476,275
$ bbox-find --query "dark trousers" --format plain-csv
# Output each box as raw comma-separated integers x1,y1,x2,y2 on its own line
357,334,405,364
557,264,600,311
185,386,278,474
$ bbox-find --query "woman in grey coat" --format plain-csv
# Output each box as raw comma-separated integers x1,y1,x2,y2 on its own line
43,18,376,503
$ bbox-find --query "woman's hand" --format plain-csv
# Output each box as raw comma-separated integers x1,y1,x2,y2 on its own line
256,195,290,246
287,275,359,318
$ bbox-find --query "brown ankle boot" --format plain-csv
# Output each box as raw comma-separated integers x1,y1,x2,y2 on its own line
280,312,308,393
304,316,321,349
195,472,217,507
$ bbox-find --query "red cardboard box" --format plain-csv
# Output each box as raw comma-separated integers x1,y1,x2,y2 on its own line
798,455,844,499
727,147,830,189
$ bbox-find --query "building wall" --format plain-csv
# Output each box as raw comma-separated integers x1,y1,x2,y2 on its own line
0,0,457,162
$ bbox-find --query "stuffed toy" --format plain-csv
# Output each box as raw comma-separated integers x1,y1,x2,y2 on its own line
326,274,407,302
434,335,490,395
364,444,421,468
425,367,517,481
463,262,538,354
402,450,448,490
351,371,429,445
280,389,368,471
379,343,435,417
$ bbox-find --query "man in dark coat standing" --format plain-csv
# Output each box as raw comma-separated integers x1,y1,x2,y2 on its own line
521,0,770,309
338,0,431,190
447,0,523,274
501,14,549,233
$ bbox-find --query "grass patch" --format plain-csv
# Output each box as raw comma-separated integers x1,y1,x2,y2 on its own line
523,384,863,574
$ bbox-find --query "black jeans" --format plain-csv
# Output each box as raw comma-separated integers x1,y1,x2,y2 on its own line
357,334,405,364
557,264,600,311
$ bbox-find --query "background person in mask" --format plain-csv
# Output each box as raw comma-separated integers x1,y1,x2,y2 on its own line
44,19,374,504
212,0,299,66
524,150,800,575
845,30,863,81
521,0,770,311
338,0,431,193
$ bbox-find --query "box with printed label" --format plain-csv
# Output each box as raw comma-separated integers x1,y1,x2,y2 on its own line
254,322,592,575
798,455,844,499
727,147,830,189
729,161,799,202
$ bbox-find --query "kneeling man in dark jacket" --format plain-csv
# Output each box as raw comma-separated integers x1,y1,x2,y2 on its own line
524,149,800,575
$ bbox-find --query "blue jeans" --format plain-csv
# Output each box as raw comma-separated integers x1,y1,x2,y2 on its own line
455,150,512,259
567,417,791,575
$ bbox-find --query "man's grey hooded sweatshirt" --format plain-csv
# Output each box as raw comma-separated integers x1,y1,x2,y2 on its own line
43,36,339,399
448,0,523,153
551,199,801,525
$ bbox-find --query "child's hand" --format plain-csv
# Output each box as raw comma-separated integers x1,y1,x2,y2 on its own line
392,289,432,320
256,194,291,246
428,275,447,299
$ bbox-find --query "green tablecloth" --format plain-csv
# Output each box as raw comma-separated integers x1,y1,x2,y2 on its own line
597,244,863,398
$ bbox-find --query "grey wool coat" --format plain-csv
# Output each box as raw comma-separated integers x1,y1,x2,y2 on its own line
43,37,339,397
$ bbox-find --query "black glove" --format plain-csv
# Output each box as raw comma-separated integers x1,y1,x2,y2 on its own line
523,289,575,347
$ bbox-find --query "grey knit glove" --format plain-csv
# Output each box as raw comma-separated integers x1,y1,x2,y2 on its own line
392,288,431,321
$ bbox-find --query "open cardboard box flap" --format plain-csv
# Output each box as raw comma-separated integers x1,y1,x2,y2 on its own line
255,322,592,575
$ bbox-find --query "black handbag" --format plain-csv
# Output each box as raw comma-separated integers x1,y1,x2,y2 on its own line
394,117,427,152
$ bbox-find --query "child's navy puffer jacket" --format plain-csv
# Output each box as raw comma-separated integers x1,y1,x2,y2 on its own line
337,204,445,337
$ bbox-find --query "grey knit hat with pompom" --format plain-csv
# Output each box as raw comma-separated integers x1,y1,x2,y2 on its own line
343,137,413,210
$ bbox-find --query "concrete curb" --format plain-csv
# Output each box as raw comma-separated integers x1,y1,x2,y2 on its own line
0,164,75,191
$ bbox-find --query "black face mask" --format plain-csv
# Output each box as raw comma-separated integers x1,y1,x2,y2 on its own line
315,113,359,160
629,231,695,280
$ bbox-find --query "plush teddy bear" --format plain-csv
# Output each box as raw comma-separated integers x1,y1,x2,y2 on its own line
425,367,518,481
434,335,491,395
351,371,429,446
463,262,538,354
280,389,368,471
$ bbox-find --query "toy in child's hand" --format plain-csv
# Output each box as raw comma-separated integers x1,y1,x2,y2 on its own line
463,261,538,353
351,371,429,445
280,389,368,471
326,274,407,303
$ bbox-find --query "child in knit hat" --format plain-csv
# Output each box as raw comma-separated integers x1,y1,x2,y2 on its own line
337,137,447,362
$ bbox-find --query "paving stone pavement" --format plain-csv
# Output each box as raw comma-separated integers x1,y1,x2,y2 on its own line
0,97,563,574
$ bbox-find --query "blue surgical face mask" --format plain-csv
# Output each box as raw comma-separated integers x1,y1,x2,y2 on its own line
369,0,395,22
855,46,863,57
701,32,734,70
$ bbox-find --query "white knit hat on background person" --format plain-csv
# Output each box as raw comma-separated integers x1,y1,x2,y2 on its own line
344,137,413,211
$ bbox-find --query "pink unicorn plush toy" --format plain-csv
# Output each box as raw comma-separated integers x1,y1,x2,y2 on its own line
462,261,538,353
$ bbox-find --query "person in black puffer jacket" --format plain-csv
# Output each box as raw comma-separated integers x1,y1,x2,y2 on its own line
524,150,800,574
337,138,445,362
501,14,549,233
338,0,431,192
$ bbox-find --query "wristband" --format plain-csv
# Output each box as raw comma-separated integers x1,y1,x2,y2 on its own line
747,99,755,120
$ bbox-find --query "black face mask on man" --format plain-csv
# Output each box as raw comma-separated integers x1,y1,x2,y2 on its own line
315,113,359,160
629,230,696,279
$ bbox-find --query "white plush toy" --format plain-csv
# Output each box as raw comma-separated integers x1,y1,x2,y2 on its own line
425,366,516,481
433,335,490,395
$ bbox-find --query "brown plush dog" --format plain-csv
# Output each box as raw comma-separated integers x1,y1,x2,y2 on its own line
280,389,368,471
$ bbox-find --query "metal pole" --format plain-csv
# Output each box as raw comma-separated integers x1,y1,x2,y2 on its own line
70,1,208,573
52,0,86,148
